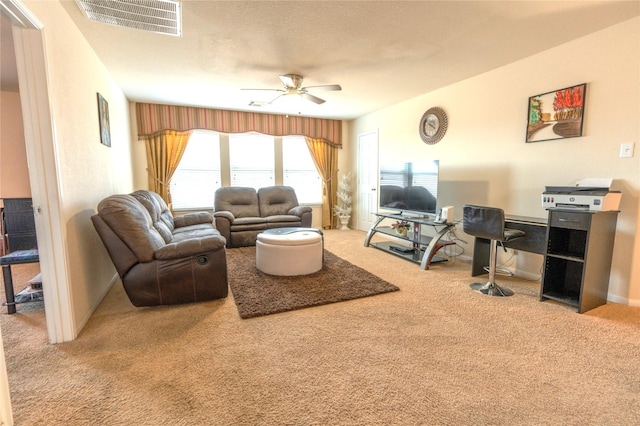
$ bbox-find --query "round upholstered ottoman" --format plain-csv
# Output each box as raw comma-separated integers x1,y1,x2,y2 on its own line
256,228,323,276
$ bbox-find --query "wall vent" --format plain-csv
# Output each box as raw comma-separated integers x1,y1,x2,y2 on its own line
75,0,181,37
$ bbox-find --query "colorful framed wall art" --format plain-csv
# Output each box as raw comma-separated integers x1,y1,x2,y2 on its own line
97,93,111,147
526,83,586,143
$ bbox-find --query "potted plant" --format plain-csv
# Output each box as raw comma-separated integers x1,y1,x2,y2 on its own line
391,220,411,237
333,172,352,230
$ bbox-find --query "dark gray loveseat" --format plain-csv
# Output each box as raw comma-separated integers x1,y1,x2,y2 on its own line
214,186,312,247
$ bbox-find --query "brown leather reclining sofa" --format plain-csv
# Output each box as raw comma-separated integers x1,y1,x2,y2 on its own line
214,186,312,248
91,190,228,307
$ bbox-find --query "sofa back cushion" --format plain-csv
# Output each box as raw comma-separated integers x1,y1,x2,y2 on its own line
97,194,166,262
258,186,299,217
215,187,260,218
131,190,175,243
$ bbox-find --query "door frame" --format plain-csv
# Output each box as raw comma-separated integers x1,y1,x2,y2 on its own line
2,1,75,341
356,130,379,232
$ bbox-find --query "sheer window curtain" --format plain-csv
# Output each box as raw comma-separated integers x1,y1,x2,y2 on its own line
144,130,192,210
305,137,338,229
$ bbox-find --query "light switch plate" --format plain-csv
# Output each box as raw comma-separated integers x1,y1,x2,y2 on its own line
620,143,635,158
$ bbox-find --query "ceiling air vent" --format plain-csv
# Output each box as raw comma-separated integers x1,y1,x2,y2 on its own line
75,0,182,37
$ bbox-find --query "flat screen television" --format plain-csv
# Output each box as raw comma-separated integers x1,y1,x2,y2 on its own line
378,160,439,216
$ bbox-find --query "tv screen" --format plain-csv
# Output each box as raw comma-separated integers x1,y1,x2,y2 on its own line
379,160,439,216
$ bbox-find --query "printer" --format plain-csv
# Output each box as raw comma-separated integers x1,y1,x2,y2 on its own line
542,178,621,211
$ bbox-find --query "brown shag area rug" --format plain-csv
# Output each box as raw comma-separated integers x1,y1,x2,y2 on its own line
227,246,399,318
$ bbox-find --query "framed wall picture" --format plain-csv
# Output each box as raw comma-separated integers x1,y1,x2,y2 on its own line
97,93,111,147
526,83,586,143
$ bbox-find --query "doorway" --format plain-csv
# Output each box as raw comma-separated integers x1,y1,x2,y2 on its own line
356,130,378,232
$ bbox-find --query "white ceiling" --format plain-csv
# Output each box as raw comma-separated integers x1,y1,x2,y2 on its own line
3,1,640,120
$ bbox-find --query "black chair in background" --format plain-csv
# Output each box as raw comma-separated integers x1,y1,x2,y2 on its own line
462,205,525,297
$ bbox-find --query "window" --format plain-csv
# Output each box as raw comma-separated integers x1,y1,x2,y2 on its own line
283,136,322,204
229,133,275,189
170,131,221,209
170,131,322,209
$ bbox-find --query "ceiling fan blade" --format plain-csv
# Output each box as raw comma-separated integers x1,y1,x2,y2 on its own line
241,88,284,92
303,84,342,91
301,93,325,104
268,93,285,104
279,74,296,88
248,93,286,107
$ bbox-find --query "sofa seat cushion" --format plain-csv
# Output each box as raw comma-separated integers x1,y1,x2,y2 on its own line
264,215,302,224
155,235,226,260
173,223,218,234
229,216,267,232
230,219,268,232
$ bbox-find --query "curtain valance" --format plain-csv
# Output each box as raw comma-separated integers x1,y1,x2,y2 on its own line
136,102,342,147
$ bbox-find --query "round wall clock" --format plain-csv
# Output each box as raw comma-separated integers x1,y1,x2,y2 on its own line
419,107,448,144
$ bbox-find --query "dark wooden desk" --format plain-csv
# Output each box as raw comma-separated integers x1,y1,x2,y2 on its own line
1,249,40,314
471,215,547,276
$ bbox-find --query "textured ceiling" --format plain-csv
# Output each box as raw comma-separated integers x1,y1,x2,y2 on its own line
3,1,640,120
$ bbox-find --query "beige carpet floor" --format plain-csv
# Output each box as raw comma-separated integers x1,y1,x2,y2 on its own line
2,229,640,425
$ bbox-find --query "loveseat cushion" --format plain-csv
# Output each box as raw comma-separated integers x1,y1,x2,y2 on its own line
258,186,299,217
214,187,261,218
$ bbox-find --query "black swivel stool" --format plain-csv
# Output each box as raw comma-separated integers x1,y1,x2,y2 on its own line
463,205,525,297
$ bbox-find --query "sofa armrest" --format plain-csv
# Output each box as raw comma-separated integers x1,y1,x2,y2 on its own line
288,205,312,217
174,212,214,228
214,211,235,221
214,211,234,242
289,205,313,228
155,236,226,260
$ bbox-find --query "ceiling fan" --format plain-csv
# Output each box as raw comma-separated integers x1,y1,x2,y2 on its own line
244,74,342,106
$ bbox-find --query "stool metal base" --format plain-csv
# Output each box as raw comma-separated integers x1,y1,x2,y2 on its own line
470,281,514,297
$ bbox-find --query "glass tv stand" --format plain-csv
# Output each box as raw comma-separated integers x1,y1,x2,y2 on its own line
364,212,456,270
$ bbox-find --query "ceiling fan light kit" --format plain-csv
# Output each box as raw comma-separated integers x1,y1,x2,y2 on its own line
244,74,342,107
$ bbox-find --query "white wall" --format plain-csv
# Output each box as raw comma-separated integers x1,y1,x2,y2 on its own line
350,17,640,305
23,0,134,333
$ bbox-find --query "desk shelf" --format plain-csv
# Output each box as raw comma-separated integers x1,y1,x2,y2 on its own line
540,210,618,313
364,213,455,270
